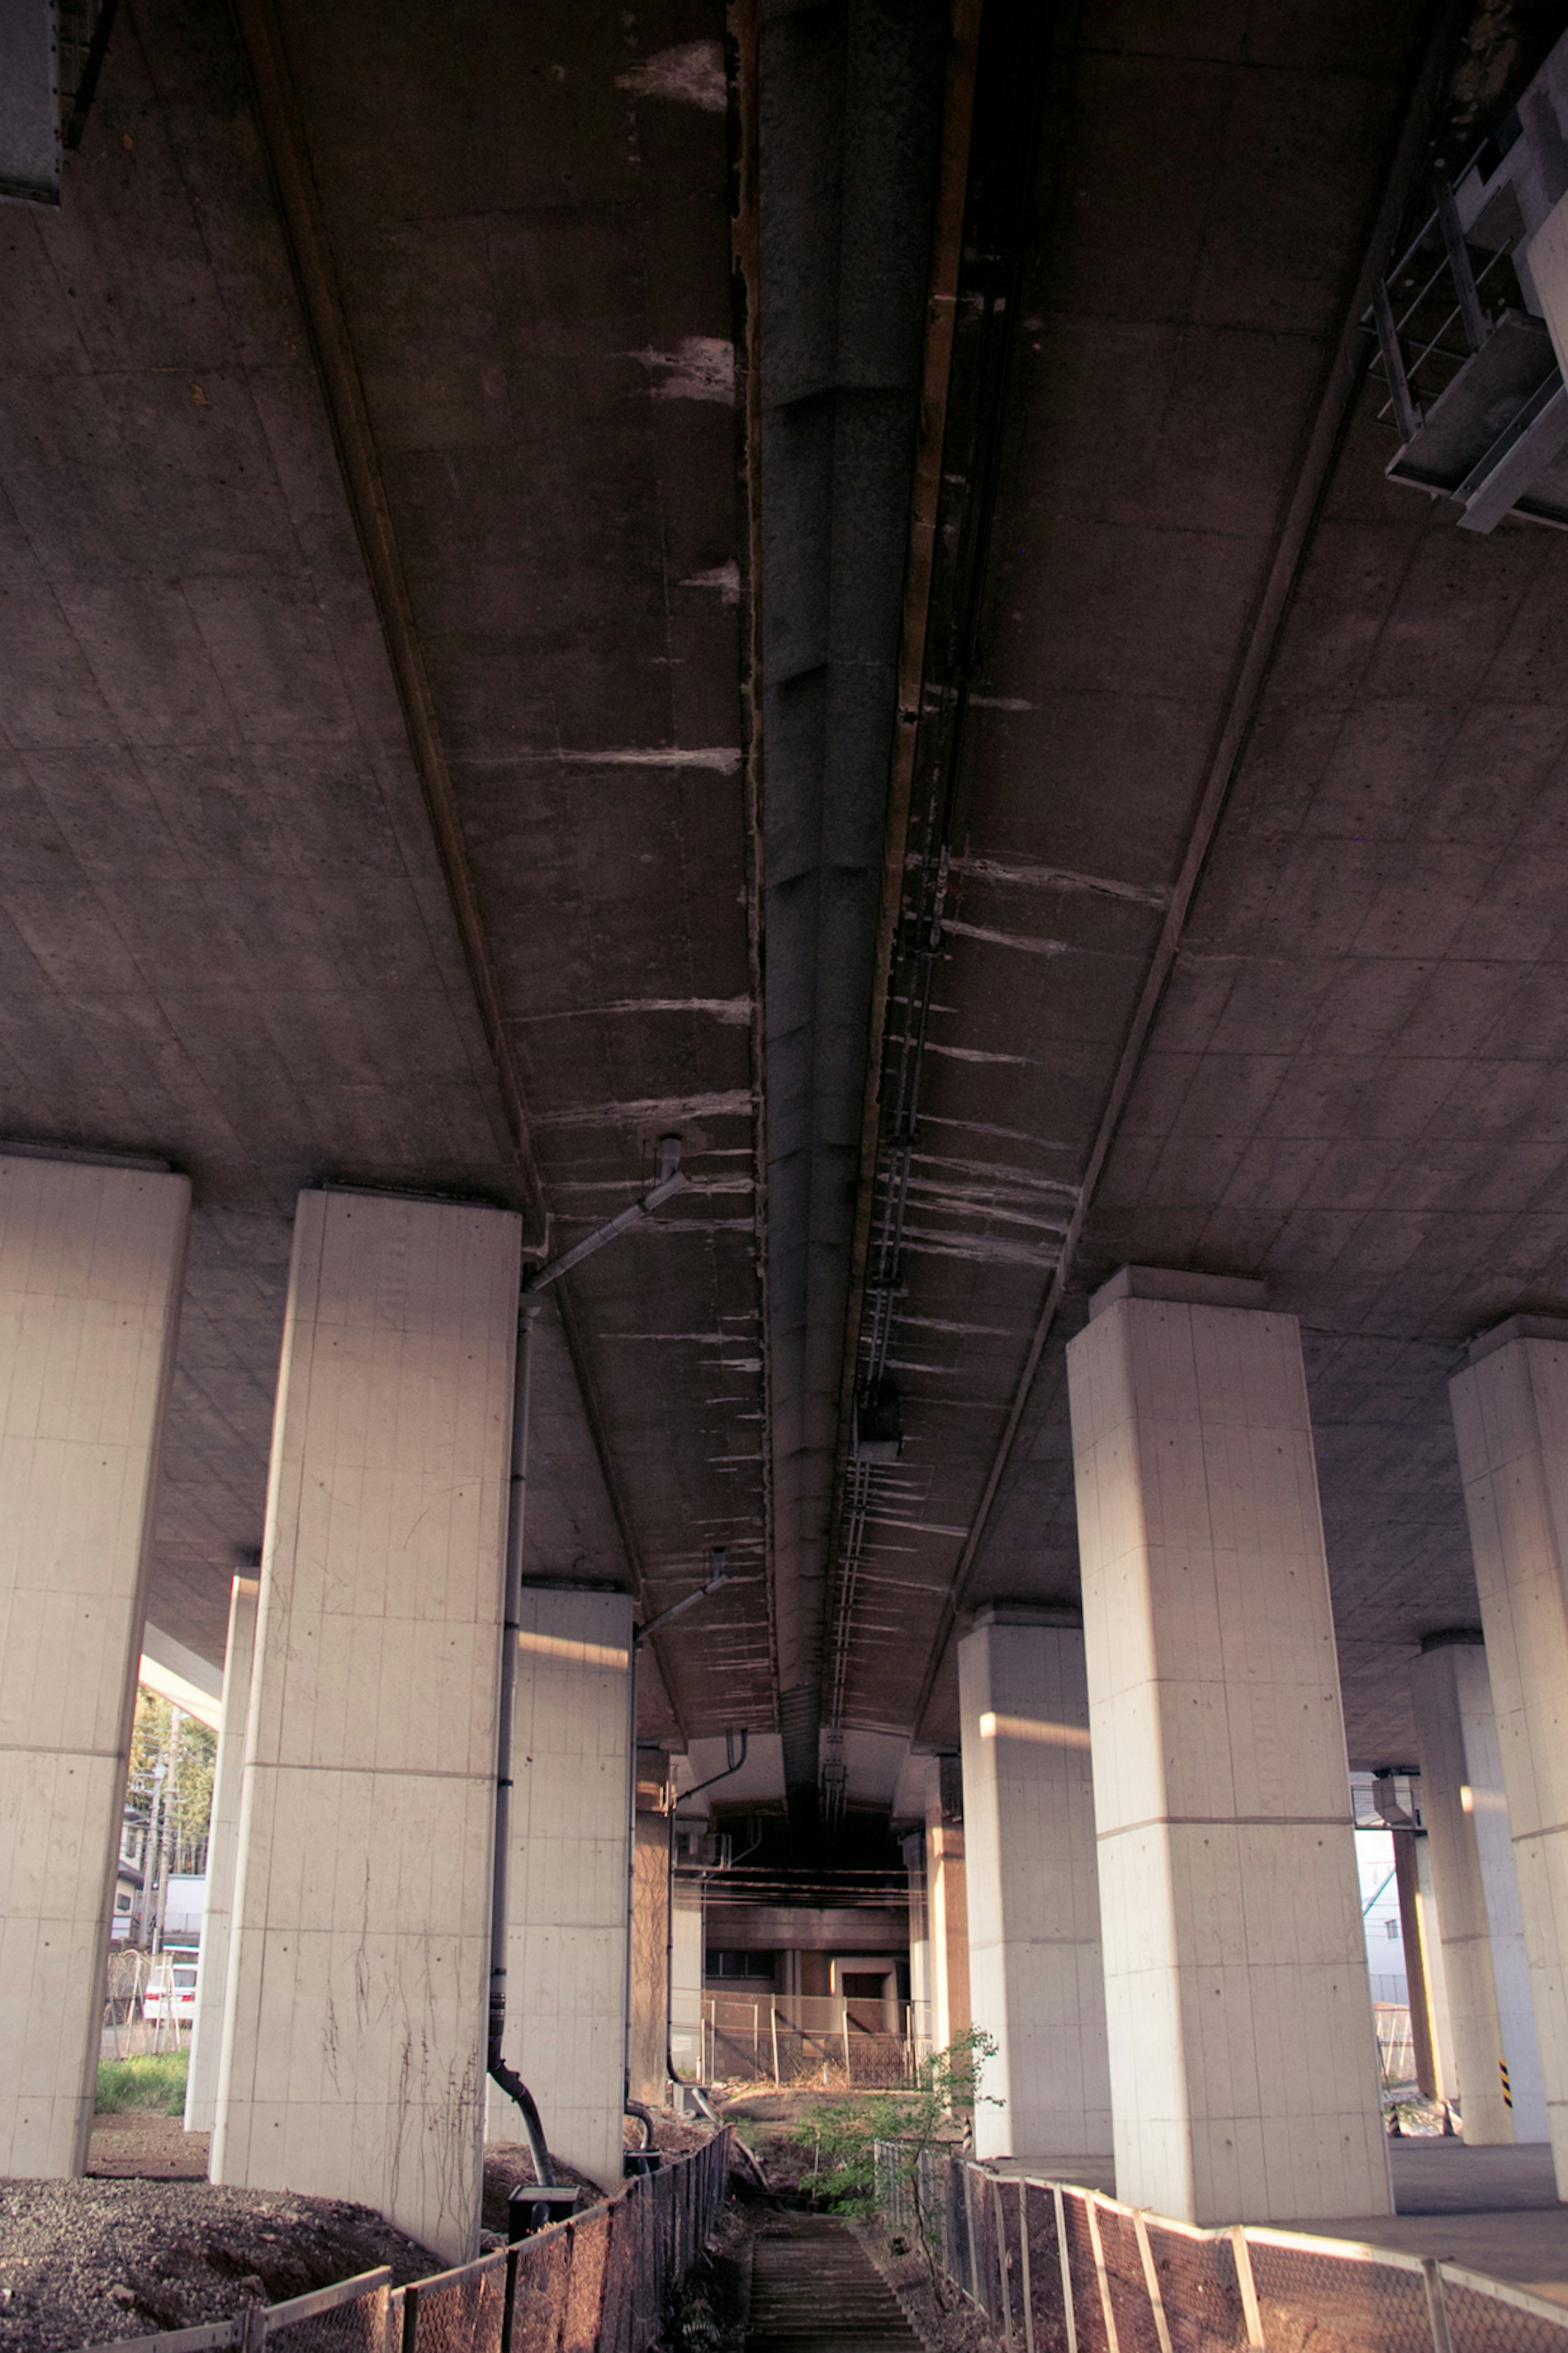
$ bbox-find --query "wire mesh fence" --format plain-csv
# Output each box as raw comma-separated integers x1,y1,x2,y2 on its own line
81,2131,732,2353
872,2146,1568,2353
702,1994,917,2087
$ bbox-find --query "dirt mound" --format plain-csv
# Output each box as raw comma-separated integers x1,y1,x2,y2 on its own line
0,2175,438,2353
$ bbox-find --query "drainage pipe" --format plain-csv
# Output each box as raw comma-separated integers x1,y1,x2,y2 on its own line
488,1295,555,2186
665,1731,750,2090
489,1143,692,2189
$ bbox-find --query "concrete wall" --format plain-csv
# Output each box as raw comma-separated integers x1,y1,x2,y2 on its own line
0,1155,189,2177
213,1190,519,2262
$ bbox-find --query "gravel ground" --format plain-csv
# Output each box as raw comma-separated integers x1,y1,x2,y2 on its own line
2,2134,439,2353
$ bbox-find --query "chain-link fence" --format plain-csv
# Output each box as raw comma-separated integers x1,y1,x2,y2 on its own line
873,2146,1568,2353
82,2130,732,2353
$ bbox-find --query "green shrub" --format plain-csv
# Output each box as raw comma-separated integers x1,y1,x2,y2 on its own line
96,2054,189,2115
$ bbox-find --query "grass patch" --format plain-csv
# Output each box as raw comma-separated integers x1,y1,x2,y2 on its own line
96,2054,189,2115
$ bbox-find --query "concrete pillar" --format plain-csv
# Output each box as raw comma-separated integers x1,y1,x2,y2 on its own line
903,1830,931,2053
1371,1772,1443,2103
926,1760,970,2053
628,1773,670,2105
1409,1631,1548,2141
483,1586,633,2190
0,1154,189,2178
669,1873,704,2084
1415,1830,1457,2103
185,1575,258,2135
1450,1323,1568,2188
958,1603,1111,2164
212,1189,519,2263
1391,1829,1439,2100
1067,1266,1389,2226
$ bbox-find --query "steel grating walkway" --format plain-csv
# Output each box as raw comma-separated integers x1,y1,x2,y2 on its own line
747,2215,927,2353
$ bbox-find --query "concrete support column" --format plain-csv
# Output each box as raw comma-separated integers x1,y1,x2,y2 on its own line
958,1604,1111,2164
1410,1631,1547,2141
903,1830,931,2052
483,1586,633,2190
1414,1832,1457,2103
628,1763,670,2105
212,1189,519,2263
1445,1314,1568,2190
1067,1266,1389,2225
0,1154,189,2178
1392,1829,1440,2101
927,1761,970,2052
185,1575,258,2135
670,1874,704,2085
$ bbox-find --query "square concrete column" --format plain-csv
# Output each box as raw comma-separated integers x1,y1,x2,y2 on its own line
212,1190,519,2263
1409,1631,1548,2141
669,1873,704,2085
483,1586,633,2190
1067,1267,1389,2225
903,1829,931,2050
1414,1829,1457,2105
628,1772,672,2104
927,1762,970,2052
958,1604,1111,2165
0,1154,189,2178
185,1575,258,2136
1448,1316,1568,2193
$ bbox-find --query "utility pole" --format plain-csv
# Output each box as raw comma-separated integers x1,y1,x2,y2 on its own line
150,1706,184,1957
139,1752,165,1950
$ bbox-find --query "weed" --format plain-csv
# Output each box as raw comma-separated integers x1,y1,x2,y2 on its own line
96,2054,189,2115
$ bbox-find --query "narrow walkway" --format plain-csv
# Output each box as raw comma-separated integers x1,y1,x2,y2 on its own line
1308,2142,1568,2304
748,2215,924,2353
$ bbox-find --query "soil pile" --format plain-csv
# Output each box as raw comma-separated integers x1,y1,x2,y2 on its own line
0,2176,438,2353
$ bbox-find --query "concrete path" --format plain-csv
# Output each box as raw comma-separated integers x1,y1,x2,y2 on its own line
1305,2141,1568,2305
747,2215,923,2353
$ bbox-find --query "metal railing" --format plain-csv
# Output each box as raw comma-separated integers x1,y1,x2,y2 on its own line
1364,192,1524,440
874,2146,1568,2353
82,2130,732,2353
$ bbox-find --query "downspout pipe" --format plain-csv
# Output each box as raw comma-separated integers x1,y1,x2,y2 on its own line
666,1730,749,2090
489,1295,555,2186
488,1140,691,2189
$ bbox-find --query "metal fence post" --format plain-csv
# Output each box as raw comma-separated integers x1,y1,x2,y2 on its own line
501,2246,519,2353
1230,2229,1265,2353
1084,2197,1121,2353
1053,2187,1076,2353
1016,2183,1035,2353
1131,2210,1173,2353
992,2176,1016,2351
1423,2258,1455,2353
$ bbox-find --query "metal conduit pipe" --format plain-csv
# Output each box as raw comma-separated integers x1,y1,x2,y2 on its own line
665,1731,749,2092
624,2098,656,2150
489,1295,555,2187
488,1141,692,2190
